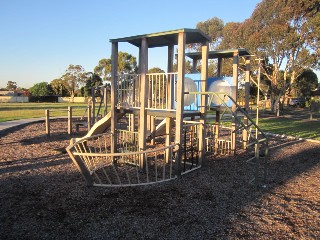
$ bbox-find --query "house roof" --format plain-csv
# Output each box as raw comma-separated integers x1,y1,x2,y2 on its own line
110,28,211,48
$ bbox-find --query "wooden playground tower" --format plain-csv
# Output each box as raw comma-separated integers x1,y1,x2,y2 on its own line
67,28,269,187
109,28,210,173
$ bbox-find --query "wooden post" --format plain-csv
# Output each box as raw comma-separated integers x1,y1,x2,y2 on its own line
243,56,251,149
167,44,175,109
87,105,92,130
150,116,155,145
103,87,108,116
217,58,222,77
165,44,174,163
192,58,197,73
68,107,72,135
138,37,148,168
175,32,186,176
199,41,209,165
231,51,239,155
214,110,220,154
111,42,118,156
45,109,50,137
91,87,95,124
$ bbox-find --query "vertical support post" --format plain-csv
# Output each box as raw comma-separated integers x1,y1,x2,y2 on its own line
214,110,220,154
45,109,50,137
231,51,239,155
167,45,175,109
138,37,148,168
111,42,118,156
68,107,72,135
91,87,95,124
217,58,223,77
192,58,197,73
199,41,209,165
243,56,251,149
103,87,108,116
150,116,155,145
87,105,92,130
165,44,174,163
175,32,186,176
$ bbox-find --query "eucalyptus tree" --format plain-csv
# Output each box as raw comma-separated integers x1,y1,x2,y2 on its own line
194,17,224,51
60,64,89,101
239,0,318,114
29,82,52,97
94,52,138,81
295,69,318,100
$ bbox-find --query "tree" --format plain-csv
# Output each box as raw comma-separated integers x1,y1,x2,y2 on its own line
6,81,17,91
94,58,112,81
94,52,138,81
148,67,165,74
217,0,319,115
218,22,242,50
173,60,193,73
29,82,52,97
194,17,224,51
60,64,89,101
81,72,103,97
50,78,68,96
295,69,318,100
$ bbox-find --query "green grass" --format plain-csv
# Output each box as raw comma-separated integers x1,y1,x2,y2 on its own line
1,103,319,141
0,102,88,122
207,107,320,140
258,117,320,141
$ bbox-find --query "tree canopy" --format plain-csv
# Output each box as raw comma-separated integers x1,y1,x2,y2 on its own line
29,82,52,97
295,69,318,99
60,64,89,100
196,0,319,114
94,52,138,81
6,81,18,91
81,73,103,97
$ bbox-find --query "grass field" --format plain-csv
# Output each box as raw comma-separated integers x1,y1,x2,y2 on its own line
0,102,88,122
259,116,320,140
0,103,319,140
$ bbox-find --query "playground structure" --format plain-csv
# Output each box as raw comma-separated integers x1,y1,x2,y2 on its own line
66,29,269,187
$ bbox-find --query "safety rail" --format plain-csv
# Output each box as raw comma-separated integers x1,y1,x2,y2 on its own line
186,91,269,185
181,121,202,172
117,73,178,109
117,74,140,108
66,132,178,187
148,73,177,109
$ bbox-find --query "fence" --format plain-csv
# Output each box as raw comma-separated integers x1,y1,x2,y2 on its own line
45,106,91,136
0,96,29,103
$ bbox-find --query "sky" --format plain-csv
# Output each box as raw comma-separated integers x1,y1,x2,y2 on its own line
0,0,287,89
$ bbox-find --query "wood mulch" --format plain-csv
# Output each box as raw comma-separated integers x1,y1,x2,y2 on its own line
0,119,319,239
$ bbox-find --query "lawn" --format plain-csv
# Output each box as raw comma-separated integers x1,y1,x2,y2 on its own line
0,102,88,122
1,103,319,140
259,116,320,140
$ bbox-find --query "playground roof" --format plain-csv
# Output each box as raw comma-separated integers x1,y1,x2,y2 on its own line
110,28,211,48
185,48,251,60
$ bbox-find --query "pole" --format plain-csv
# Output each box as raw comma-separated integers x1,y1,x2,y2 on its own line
45,109,50,137
256,59,261,133
68,107,72,135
